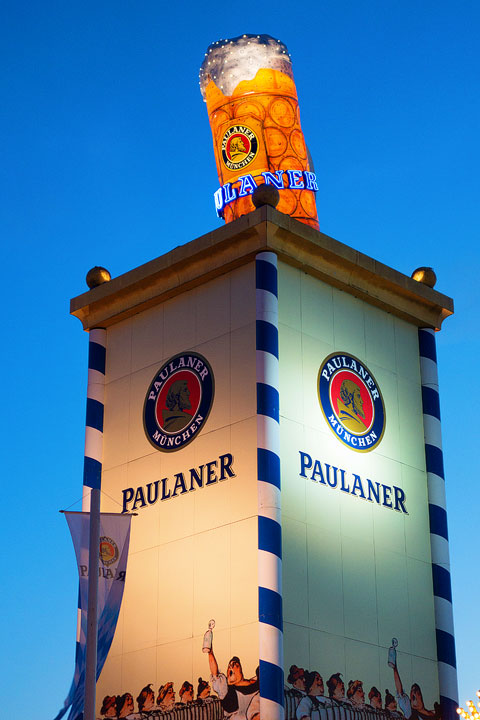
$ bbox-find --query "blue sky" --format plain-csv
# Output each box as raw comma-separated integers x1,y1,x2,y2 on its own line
1,1,479,717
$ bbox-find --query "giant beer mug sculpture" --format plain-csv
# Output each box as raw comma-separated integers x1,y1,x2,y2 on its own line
200,34,319,230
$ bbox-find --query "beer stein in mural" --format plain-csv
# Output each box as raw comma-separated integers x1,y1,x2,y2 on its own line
388,637,398,668
202,618,215,653
200,34,319,230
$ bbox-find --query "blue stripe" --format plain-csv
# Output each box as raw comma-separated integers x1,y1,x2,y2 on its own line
422,386,441,421
425,443,445,479
83,456,102,489
259,659,284,706
429,504,449,540
88,340,106,374
440,696,460,720
256,259,278,297
257,383,279,422
418,329,437,363
256,320,279,359
257,448,281,489
436,629,457,668
86,397,104,432
259,586,283,630
432,563,453,603
258,515,282,559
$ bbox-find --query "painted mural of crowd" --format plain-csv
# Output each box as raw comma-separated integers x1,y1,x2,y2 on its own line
285,660,442,720
97,639,258,720
97,624,440,720
98,677,221,719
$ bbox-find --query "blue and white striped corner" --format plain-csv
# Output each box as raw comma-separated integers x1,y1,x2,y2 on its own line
419,328,458,720
256,252,284,720
82,327,106,511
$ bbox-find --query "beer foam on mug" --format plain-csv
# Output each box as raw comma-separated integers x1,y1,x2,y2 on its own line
199,34,294,100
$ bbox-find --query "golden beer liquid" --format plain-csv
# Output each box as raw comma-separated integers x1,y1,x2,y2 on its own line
205,68,319,230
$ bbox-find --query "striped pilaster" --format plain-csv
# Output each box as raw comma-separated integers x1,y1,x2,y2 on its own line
256,252,284,720
419,328,458,720
82,328,106,511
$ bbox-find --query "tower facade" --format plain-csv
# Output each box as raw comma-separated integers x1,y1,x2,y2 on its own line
71,207,456,720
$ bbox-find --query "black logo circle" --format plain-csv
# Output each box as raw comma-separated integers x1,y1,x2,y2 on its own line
143,352,214,452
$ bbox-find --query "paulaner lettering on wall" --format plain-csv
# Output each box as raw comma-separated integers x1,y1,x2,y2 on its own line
299,451,408,514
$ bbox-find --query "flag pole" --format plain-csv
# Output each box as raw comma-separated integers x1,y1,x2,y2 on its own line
84,486,101,720
82,327,107,720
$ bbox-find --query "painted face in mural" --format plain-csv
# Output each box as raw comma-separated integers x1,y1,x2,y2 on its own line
410,684,425,710
227,657,245,685
117,693,134,718
143,689,155,712
198,685,210,699
158,683,176,710
136,684,155,713
386,697,398,712
294,676,306,692
351,683,365,706
180,681,194,703
327,674,345,700
100,695,117,718
368,687,382,709
288,665,307,693
308,673,324,697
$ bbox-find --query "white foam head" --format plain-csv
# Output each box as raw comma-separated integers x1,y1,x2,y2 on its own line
199,34,294,100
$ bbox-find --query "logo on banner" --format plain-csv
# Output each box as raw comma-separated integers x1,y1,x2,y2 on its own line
99,536,119,566
318,352,385,452
144,352,215,452
221,125,258,170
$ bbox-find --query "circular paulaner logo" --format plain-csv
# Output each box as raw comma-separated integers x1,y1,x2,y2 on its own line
99,536,119,566
317,352,386,452
221,124,258,170
144,351,214,452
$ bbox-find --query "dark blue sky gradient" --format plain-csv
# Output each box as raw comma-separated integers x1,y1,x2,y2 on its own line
1,1,478,716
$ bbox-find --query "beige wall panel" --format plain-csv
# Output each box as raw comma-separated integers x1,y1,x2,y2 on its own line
278,260,439,707
96,264,259,714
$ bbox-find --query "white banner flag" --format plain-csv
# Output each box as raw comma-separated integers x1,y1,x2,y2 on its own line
55,512,132,720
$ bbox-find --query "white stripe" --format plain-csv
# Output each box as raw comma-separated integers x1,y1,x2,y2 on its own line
82,490,91,512
260,697,284,720
90,327,107,346
84,426,103,462
86,380,105,404
88,367,106,387
257,251,278,265
423,414,443,449
258,550,282,594
434,596,455,635
259,623,284,666
427,473,446,508
258,481,281,519
438,661,458,703
430,534,451,566
257,350,279,387
256,287,278,317
258,415,280,455
420,356,438,385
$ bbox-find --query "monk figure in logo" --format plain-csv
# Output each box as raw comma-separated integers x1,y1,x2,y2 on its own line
162,380,192,432
337,379,366,433
229,137,248,159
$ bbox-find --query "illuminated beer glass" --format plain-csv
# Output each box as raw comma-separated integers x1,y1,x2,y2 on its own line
200,34,319,230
